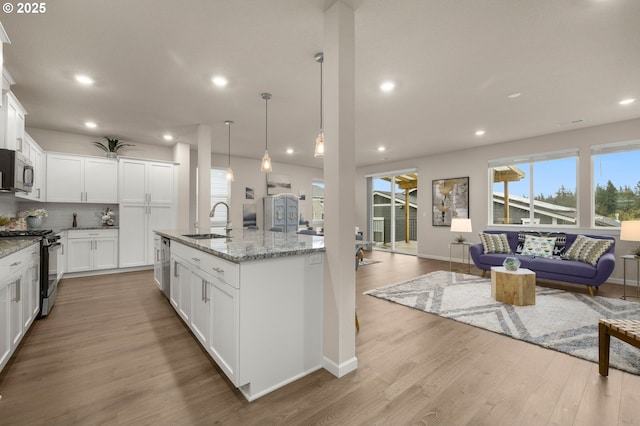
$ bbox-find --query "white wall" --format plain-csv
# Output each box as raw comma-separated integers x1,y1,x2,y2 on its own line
191,152,323,232
357,117,640,284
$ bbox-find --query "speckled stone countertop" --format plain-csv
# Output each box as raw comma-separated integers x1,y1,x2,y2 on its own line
154,229,326,263
0,238,40,260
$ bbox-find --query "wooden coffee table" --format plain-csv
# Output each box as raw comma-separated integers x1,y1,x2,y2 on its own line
491,266,536,306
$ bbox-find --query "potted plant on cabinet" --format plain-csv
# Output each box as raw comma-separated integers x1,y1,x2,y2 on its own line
92,137,134,158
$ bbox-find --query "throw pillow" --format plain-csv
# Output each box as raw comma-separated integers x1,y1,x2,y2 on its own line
479,233,511,254
515,231,541,254
520,235,557,258
562,235,614,266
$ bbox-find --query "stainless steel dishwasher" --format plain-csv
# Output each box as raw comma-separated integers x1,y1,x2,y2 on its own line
161,237,171,298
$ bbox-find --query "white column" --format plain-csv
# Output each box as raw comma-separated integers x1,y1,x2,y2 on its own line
322,1,357,377
172,142,190,229
197,124,211,231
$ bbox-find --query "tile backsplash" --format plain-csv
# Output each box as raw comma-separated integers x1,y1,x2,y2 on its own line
13,201,119,229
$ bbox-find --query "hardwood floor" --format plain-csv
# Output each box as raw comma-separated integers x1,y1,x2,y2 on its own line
1,252,639,425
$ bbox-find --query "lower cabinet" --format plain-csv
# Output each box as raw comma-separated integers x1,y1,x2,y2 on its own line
0,242,40,374
66,229,118,273
165,238,322,402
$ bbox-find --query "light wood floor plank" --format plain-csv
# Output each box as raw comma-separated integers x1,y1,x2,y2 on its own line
1,252,640,425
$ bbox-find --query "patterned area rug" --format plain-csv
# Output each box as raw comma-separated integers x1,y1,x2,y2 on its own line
365,270,640,375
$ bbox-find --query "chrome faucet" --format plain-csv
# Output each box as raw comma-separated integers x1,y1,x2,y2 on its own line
210,201,232,232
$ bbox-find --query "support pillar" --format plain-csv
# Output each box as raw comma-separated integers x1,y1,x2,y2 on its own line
322,1,357,377
197,124,212,231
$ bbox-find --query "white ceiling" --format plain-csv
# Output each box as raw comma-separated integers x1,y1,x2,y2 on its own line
2,0,639,169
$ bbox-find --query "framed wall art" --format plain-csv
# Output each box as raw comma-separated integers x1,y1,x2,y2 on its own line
432,176,469,226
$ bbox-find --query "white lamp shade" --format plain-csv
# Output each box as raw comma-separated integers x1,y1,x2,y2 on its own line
450,218,472,233
620,221,640,242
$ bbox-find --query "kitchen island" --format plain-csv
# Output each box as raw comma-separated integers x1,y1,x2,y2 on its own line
154,229,325,402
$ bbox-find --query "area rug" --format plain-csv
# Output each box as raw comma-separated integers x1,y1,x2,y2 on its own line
365,270,640,375
359,258,381,266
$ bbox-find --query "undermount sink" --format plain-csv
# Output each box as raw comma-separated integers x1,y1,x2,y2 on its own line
182,233,228,239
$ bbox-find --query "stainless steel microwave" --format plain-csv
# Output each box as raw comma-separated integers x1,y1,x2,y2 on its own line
0,148,34,192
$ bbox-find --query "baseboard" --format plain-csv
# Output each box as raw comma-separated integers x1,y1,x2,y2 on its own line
62,265,152,279
322,355,358,378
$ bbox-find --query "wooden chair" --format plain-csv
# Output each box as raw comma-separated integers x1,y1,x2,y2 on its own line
598,319,640,376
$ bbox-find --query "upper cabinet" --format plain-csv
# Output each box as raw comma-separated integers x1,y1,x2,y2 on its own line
0,91,27,152
46,153,118,203
119,158,175,204
16,133,44,202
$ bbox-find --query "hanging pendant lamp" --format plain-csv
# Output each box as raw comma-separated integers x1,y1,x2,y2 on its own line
314,52,325,158
225,120,234,182
260,92,273,172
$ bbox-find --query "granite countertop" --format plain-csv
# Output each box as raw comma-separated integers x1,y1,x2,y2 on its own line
155,228,326,263
0,238,40,260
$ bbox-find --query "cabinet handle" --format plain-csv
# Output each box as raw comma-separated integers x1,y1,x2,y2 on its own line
36,188,41,199
192,257,200,263
10,261,22,267
212,267,224,274
174,261,179,277
61,244,64,255
202,279,205,302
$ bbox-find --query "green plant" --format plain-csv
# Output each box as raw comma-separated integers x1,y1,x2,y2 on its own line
0,215,12,226
92,137,134,154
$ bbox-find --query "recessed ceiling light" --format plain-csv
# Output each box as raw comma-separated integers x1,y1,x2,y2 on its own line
475,130,486,136
212,76,228,87
507,92,521,99
75,74,94,85
84,121,97,128
380,81,395,92
619,98,637,105
378,146,386,152
163,134,173,141
286,148,294,154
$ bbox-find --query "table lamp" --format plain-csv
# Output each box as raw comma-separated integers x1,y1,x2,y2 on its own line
451,218,472,243
620,221,640,257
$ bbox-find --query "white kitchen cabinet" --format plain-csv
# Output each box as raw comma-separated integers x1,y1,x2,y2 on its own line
153,235,162,290
57,232,66,281
119,204,173,268
0,91,27,152
118,159,175,268
209,277,239,383
46,153,117,203
0,241,40,374
118,159,175,204
66,229,118,273
16,133,45,201
190,266,212,347
169,252,191,323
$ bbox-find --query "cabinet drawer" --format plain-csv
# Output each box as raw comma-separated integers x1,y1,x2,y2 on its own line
171,241,239,289
67,229,118,239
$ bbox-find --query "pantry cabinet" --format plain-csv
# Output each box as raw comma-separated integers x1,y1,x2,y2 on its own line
46,153,117,203
118,159,176,268
66,229,118,273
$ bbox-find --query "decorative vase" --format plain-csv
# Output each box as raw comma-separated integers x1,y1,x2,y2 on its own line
503,256,521,271
26,216,42,230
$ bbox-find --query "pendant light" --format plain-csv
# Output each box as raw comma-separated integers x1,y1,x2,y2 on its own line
314,52,325,158
224,120,234,182
260,92,273,172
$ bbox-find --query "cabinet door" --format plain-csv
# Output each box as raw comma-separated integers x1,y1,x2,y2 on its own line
46,154,83,202
23,252,39,330
209,278,240,385
118,204,147,268
31,147,44,201
57,233,66,280
169,255,182,310
153,236,162,290
178,261,191,323
147,205,174,264
190,269,211,347
118,160,147,203
84,158,118,203
9,278,23,348
94,237,118,270
4,95,17,151
148,162,175,204
66,238,93,273
0,280,12,371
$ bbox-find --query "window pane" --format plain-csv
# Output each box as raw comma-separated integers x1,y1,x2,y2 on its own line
210,168,229,226
532,157,577,225
312,180,324,223
492,163,529,225
594,150,640,226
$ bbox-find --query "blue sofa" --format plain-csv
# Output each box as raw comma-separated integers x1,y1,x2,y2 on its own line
469,230,616,296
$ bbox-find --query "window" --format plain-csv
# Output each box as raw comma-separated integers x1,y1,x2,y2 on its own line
195,168,230,227
592,141,640,227
490,150,577,226
312,179,324,224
